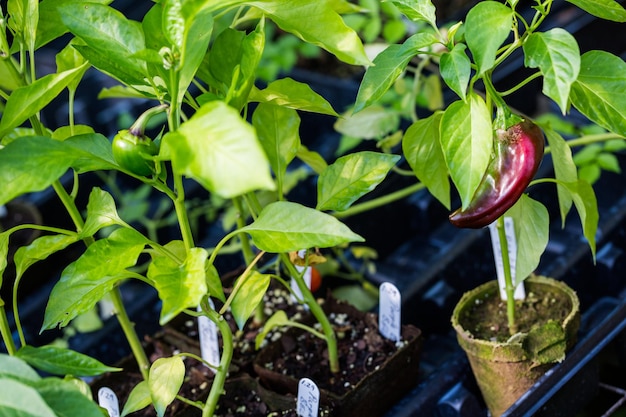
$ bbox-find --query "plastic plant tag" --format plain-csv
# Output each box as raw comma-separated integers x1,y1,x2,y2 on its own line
197,300,220,373
488,217,525,301
290,249,312,309
297,377,320,417
98,387,120,417
379,282,401,342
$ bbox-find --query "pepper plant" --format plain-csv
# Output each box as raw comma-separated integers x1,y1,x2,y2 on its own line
352,0,626,333
0,1,396,416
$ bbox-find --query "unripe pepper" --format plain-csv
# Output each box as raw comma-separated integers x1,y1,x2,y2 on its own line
112,129,159,176
449,119,545,229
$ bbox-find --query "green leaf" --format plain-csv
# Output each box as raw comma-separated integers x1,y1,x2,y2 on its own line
505,195,549,282
0,354,41,383
64,133,118,173
121,381,151,417
297,145,328,174
240,201,364,252
0,66,87,137
163,100,275,198
81,188,125,238
390,0,437,29
440,94,493,209
35,378,106,417
0,232,10,284
559,180,598,257
42,228,147,330
403,112,450,209
255,310,290,349
206,264,225,302
465,1,513,75
524,29,580,114
247,0,370,66
36,0,113,49
335,105,399,140
570,51,626,136
16,345,120,377
149,357,185,417
0,136,72,205
0,378,56,417
316,151,400,211
253,103,301,187
543,127,578,225
440,43,471,101
56,40,89,92
58,3,147,85
14,234,79,280
354,33,437,112
199,21,259,110
250,78,338,116
231,271,271,329
565,0,626,22
148,244,209,325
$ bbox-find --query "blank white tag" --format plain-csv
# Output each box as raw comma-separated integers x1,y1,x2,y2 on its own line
379,282,401,342
290,250,311,309
98,387,120,417
488,217,525,300
198,300,220,373
297,377,320,417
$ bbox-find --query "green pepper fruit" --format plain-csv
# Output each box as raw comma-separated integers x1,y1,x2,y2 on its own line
112,129,159,176
449,119,545,229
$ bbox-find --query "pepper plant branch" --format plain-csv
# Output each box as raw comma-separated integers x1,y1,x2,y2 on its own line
201,300,234,417
280,252,340,374
496,216,518,335
50,179,151,379
545,133,626,154
333,182,425,219
0,303,17,355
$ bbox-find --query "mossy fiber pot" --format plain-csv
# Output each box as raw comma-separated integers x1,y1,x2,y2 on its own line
451,275,580,417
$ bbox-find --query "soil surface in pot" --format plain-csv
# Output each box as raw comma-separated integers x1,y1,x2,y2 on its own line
259,303,409,396
458,284,574,342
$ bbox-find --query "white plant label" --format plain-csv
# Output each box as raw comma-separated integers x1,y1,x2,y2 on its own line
379,282,401,342
198,301,220,373
297,377,320,417
98,387,120,417
488,217,525,300
290,249,311,310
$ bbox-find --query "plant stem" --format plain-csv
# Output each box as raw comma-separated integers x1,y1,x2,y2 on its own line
110,287,150,379
51,180,151,376
0,303,17,355
496,217,517,335
544,133,625,154
333,182,425,219
201,306,233,417
280,253,339,373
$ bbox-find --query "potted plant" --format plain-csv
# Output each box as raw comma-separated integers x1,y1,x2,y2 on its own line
0,1,425,416
349,0,625,415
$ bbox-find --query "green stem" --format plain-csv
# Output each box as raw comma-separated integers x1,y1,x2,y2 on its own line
333,182,425,219
110,286,150,379
0,303,17,355
50,180,151,377
280,253,339,373
545,133,625,154
496,217,517,335
201,304,233,417
173,174,195,252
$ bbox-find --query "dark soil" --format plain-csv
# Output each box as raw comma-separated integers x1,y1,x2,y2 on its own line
458,285,574,343
257,300,409,396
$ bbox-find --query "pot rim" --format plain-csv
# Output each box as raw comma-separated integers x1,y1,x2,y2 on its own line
451,275,580,360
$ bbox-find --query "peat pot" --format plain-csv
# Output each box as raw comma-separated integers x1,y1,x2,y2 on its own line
451,275,580,417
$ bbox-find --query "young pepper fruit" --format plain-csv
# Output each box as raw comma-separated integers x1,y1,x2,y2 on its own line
449,119,545,229
112,129,159,176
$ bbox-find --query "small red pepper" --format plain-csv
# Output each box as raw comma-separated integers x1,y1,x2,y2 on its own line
449,119,545,229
